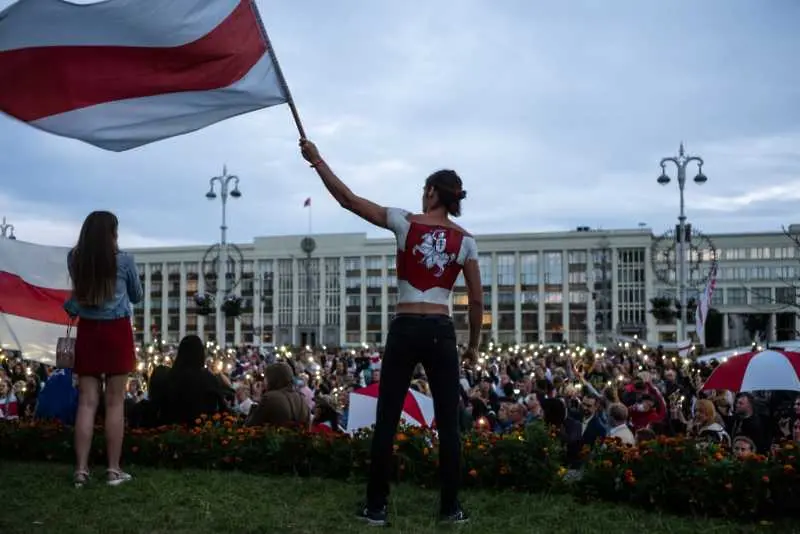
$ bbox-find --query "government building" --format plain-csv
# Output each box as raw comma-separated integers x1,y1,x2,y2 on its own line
129,225,800,349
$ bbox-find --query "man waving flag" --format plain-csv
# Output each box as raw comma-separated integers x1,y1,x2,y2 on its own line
0,0,299,151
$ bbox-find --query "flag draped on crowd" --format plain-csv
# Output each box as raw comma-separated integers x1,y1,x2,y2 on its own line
0,0,292,151
695,260,718,346
0,238,71,364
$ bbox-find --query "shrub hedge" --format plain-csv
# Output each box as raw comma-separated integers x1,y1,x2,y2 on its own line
2,417,798,520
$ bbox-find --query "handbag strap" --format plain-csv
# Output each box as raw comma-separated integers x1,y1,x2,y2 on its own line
65,317,77,338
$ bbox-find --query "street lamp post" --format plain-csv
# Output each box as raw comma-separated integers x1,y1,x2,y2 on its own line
657,143,707,341
205,166,242,348
0,216,16,239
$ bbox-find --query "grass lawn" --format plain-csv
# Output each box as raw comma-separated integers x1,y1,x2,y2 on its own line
0,462,784,534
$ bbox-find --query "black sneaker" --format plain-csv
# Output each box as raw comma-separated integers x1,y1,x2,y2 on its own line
439,505,470,525
356,504,388,527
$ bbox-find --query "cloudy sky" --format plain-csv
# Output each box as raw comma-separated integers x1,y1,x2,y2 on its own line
1,0,799,248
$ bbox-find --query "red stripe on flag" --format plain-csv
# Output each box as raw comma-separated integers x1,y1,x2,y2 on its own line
0,272,72,325
0,0,267,122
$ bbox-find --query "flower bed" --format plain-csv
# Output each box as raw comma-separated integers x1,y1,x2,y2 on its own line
3,418,799,520
0,415,561,493
576,436,800,520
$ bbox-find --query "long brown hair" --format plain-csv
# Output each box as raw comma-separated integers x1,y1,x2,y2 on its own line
70,211,119,306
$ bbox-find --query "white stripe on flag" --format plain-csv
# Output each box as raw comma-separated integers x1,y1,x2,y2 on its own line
0,0,240,51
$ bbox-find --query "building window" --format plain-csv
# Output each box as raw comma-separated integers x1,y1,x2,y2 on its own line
751,287,771,305
520,253,538,286
543,252,562,285
478,254,492,286
727,288,747,305
497,254,515,287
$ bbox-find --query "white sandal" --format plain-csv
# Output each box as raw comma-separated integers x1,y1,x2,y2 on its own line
106,469,132,487
73,470,90,489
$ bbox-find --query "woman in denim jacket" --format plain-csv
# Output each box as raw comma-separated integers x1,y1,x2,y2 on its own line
65,211,142,488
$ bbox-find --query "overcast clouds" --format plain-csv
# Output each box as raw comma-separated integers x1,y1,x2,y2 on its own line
1,0,799,248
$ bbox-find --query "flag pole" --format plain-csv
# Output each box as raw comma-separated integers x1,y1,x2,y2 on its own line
250,1,307,139
308,202,312,235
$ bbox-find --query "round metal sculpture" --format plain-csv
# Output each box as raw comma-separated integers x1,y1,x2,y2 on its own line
651,226,717,288
201,242,245,293
301,236,316,255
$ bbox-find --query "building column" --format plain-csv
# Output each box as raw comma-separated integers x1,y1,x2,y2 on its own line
490,252,498,342
380,256,389,342
643,245,655,341
233,262,242,346
562,249,569,343
179,262,187,341
160,263,168,342
610,247,619,334
586,248,596,347
319,259,326,346
360,256,367,344
197,261,205,337
143,264,152,344
254,263,262,344
339,257,346,345
537,251,545,342
291,257,299,345
514,251,522,344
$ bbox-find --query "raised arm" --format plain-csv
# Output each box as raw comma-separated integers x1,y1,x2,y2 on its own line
300,139,388,229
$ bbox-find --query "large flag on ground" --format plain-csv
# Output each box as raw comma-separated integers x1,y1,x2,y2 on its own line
0,0,290,151
0,238,72,364
696,260,718,346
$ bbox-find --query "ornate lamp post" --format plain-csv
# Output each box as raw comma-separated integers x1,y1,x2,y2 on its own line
205,166,242,347
0,216,16,240
657,143,707,341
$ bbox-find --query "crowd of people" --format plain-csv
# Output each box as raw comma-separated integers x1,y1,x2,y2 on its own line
3,337,800,466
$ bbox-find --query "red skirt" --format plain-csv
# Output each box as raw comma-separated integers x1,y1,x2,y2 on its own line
74,317,135,376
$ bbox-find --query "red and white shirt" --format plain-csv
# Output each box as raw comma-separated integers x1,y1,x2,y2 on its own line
387,208,478,306
0,394,19,419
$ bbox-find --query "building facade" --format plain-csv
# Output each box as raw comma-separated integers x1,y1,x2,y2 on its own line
128,226,800,348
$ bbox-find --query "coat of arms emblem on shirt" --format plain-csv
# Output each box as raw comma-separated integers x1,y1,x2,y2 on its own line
412,229,455,277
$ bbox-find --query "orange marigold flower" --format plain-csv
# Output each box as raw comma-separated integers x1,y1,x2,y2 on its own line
784,464,795,473
194,418,202,425
423,447,430,456
395,433,408,442
468,469,478,478
212,413,222,421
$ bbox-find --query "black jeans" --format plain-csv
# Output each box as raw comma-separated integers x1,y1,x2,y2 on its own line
366,314,461,513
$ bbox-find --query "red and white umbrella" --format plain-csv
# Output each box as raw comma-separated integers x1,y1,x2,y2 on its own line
346,382,435,433
702,349,800,392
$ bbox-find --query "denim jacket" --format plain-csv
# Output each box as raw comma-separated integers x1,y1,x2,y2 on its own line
64,250,143,320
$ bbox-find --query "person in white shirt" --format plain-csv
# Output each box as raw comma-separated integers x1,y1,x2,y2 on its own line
607,403,635,446
234,385,254,417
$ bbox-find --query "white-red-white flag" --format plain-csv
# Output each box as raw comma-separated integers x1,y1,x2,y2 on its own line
0,238,73,364
0,0,289,151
